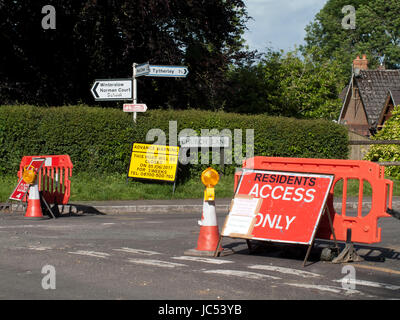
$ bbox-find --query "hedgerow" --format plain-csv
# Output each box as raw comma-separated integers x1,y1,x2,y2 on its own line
0,105,348,180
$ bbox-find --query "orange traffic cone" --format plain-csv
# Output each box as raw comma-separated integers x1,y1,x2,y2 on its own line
185,199,227,257
24,182,47,219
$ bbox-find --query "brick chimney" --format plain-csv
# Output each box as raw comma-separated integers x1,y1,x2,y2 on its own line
353,54,368,71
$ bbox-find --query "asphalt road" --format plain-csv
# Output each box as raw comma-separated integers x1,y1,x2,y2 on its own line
0,209,399,306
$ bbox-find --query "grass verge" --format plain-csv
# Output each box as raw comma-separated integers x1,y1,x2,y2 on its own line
1,172,399,202
0,172,236,202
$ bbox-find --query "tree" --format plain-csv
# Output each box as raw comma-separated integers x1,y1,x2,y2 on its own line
302,0,400,79
274,48,345,119
0,0,251,107
220,48,345,119
218,49,280,115
364,105,400,179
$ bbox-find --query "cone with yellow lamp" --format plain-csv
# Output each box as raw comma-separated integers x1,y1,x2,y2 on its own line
185,167,232,257
23,165,48,219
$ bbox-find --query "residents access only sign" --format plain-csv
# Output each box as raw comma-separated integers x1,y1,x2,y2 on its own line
222,169,333,245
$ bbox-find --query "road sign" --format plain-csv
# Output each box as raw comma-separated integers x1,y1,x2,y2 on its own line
225,169,334,245
135,63,150,77
9,158,45,201
123,104,147,113
91,79,133,101
179,136,229,148
146,65,189,77
128,143,179,182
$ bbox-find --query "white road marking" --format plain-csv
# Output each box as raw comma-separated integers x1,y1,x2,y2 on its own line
68,250,110,258
284,282,362,295
172,256,234,265
332,279,400,291
0,225,48,229
113,247,161,256
26,246,53,251
248,264,321,278
127,258,187,268
203,269,281,280
14,246,52,251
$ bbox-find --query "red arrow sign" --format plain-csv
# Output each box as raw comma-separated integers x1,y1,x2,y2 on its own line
123,104,148,112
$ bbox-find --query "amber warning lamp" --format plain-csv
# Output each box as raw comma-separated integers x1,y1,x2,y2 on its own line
22,165,37,185
201,167,220,201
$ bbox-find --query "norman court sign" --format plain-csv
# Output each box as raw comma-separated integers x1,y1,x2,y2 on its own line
90,79,133,101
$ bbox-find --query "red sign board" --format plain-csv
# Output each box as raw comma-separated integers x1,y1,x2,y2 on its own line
9,158,45,201
235,169,333,244
123,103,147,113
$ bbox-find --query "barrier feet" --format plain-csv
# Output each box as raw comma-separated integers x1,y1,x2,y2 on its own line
332,243,363,264
332,229,363,264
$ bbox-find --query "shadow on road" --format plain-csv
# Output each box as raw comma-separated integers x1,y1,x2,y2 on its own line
221,239,400,266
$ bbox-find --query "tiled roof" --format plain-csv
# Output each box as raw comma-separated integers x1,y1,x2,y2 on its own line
389,88,400,106
355,70,400,127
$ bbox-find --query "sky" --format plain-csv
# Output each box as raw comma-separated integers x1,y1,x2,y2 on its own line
243,0,329,53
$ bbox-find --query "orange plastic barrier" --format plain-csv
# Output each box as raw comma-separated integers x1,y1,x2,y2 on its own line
234,156,393,244
18,155,73,205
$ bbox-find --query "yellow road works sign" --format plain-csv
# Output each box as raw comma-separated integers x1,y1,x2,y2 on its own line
128,143,179,182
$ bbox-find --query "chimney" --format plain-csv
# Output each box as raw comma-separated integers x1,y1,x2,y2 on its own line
353,54,368,73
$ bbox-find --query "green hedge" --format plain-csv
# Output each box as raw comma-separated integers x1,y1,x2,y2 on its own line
0,105,348,179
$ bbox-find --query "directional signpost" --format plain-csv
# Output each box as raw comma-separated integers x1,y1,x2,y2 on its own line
135,62,150,77
123,103,147,113
91,79,133,101
146,65,189,78
90,62,188,122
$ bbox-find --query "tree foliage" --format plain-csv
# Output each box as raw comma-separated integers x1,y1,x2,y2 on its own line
302,0,400,80
364,105,400,178
220,48,345,119
0,0,251,108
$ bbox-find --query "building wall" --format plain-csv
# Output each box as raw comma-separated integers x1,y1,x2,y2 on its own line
342,85,370,136
348,130,371,160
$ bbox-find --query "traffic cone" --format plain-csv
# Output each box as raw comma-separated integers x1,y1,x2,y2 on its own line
24,182,47,219
185,199,229,257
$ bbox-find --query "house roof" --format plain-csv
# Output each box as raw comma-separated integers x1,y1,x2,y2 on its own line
354,70,400,127
389,88,400,106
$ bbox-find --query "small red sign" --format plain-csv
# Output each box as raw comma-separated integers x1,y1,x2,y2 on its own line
235,169,333,244
9,158,45,201
123,103,147,112
9,179,30,201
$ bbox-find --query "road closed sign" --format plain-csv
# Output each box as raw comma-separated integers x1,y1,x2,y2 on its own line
233,169,333,244
128,143,179,182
